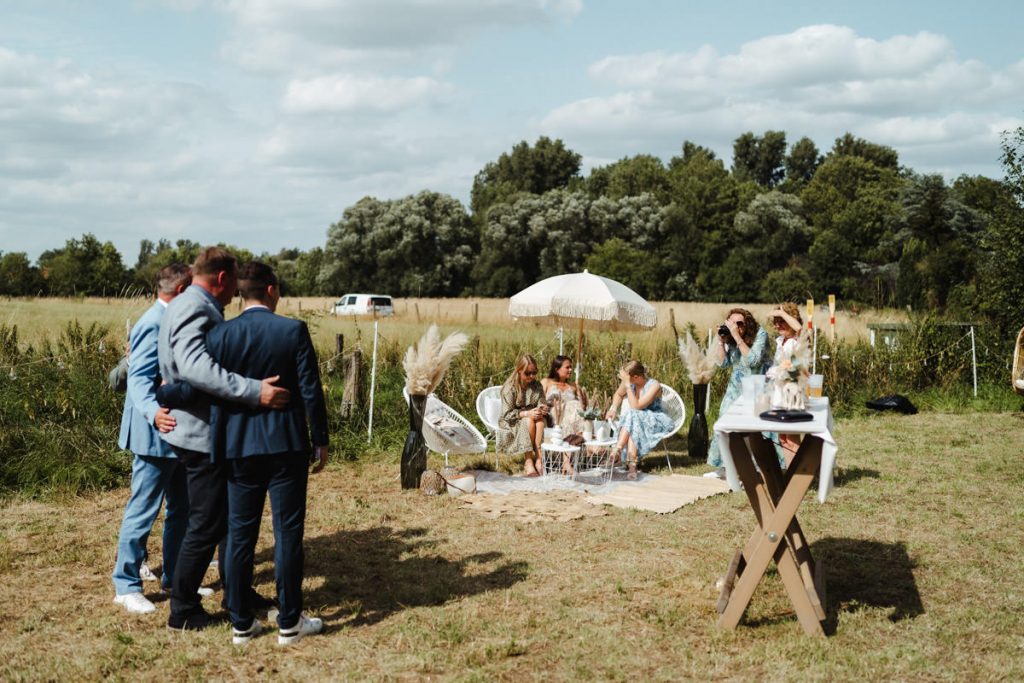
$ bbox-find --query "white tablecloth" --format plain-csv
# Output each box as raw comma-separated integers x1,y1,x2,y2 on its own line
712,397,838,503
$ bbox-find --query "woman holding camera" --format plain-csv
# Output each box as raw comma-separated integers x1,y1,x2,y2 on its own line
705,308,769,478
497,354,548,477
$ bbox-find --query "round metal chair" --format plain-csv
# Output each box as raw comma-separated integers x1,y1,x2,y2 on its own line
403,388,487,467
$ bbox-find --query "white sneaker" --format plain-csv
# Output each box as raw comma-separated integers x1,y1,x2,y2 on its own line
277,613,323,645
114,592,156,614
139,562,158,582
232,619,263,645
703,467,726,480
197,586,214,597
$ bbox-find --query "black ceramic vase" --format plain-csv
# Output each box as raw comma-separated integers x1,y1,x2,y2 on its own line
687,384,709,460
401,393,428,489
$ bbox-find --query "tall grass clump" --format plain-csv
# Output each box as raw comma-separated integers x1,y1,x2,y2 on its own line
0,322,130,498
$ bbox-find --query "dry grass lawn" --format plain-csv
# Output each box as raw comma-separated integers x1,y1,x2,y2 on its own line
2,412,1023,681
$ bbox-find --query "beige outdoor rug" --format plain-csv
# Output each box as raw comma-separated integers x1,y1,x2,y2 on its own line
459,491,608,522
585,474,732,514
458,473,732,519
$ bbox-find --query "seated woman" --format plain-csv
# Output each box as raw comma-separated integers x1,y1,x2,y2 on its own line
605,361,673,480
768,302,804,466
540,355,588,435
496,354,548,477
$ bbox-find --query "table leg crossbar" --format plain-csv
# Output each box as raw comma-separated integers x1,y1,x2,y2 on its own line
717,433,827,636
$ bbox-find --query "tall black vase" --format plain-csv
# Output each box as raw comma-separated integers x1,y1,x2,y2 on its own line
687,384,709,460
401,393,428,489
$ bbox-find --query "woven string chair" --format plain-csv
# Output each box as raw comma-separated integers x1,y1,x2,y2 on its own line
1013,327,1024,396
475,385,504,468
403,388,487,467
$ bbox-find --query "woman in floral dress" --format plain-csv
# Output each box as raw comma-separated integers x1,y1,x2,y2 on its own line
705,308,770,477
605,361,673,480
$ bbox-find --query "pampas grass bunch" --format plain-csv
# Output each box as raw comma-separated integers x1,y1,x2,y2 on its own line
678,331,718,385
403,324,470,396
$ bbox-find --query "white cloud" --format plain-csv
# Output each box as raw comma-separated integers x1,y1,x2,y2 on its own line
217,0,580,74
282,74,452,113
543,25,1024,176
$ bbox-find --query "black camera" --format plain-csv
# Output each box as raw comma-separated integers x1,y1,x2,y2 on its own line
718,324,730,338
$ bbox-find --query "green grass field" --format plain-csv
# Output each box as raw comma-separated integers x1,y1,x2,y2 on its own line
2,412,1023,681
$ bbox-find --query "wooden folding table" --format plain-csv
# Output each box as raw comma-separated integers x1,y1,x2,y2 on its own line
711,397,838,636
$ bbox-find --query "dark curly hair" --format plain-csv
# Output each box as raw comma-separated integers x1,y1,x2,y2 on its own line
726,307,759,347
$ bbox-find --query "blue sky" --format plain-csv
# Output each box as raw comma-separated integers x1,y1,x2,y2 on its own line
1,0,1022,262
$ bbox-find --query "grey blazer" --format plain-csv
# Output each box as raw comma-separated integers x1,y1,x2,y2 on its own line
157,285,261,453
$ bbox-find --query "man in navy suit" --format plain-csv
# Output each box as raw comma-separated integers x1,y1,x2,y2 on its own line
206,262,329,645
112,263,191,613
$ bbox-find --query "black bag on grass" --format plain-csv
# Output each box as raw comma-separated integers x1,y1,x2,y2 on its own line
865,394,918,415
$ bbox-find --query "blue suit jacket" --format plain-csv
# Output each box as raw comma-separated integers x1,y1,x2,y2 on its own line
118,301,176,458
205,307,329,459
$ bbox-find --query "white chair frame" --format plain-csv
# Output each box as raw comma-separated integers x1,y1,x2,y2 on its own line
475,385,504,468
403,388,487,467
615,383,686,473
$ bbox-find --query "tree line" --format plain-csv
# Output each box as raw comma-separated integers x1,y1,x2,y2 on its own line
4,128,1023,336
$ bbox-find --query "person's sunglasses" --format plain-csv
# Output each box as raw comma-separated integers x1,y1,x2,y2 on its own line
524,370,538,376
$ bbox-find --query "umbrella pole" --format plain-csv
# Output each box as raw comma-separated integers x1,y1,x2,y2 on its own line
576,318,584,383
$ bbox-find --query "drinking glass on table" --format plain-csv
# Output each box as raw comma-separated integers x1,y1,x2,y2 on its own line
807,374,824,398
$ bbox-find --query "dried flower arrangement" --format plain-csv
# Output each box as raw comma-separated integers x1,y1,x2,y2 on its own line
678,331,718,385
403,324,470,396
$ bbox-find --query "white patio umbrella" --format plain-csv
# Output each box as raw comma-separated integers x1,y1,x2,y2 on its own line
508,270,657,377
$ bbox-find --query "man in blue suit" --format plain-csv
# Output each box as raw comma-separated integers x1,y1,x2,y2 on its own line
206,262,328,645
112,263,192,614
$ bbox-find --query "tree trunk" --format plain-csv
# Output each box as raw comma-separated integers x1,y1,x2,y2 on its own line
688,384,709,460
401,393,428,489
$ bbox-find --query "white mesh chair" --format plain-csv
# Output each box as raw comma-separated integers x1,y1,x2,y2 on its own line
475,386,504,467
404,388,487,467
617,383,686,473
1014,326,1024,395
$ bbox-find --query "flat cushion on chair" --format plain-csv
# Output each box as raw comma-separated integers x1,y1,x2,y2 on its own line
484,397,502,426
426,414,479,448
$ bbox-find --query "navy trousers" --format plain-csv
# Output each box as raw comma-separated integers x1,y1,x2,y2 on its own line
169,446,227,624
225,453,309,630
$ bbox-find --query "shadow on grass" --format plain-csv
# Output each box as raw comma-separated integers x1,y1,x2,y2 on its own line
813,537,924,632
255,526,528,627
831,466,881,488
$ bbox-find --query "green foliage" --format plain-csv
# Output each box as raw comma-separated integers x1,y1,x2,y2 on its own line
586,154,670,202
470,136,581,218
731,130,787,187
584,238,661,298
759,265,814,303
38,234,130,297
323,191,477,297
0,322,129,496
0,252,44,296
783,136,821,187
828,132,900,169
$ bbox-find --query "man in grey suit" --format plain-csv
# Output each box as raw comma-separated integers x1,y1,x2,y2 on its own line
158,246,289,631
111,263,191,614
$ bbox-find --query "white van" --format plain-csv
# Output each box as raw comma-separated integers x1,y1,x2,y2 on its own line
332,293,394,316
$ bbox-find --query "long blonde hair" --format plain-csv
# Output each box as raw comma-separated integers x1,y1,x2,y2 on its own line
504,354,538,405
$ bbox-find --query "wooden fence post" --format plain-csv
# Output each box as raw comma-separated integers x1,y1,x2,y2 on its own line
335,333,344,357
341,347,362,419
473,302,479,324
